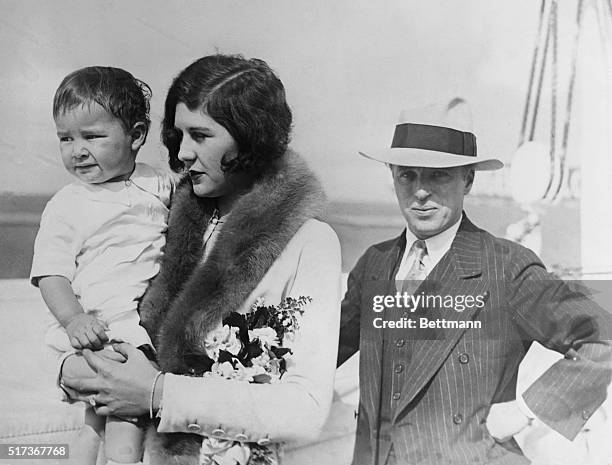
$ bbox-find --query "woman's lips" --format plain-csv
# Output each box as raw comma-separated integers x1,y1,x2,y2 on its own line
189,170,206,182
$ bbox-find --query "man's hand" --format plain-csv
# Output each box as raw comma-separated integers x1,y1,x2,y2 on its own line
486,400,532,442
65,313,109,350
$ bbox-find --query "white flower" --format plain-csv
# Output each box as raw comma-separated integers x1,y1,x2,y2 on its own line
234,362,267,382
207,361,236,379
250,351,271,372
204,324,229,359
283,330,297,347
205,324,242,360
219,361,235,378
267,358,283,382
249,327,278,347
224,327,242,356
252,297,266,309
200,438,251,465
203,370,223,380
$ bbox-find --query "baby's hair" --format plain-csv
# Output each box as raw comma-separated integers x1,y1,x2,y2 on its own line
53,66,152,143
162,54,292,175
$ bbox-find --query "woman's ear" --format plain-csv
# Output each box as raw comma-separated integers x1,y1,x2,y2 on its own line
130,122,148,152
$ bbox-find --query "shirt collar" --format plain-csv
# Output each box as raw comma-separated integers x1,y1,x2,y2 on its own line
128,162,165,196
404,215,462,266
77,163,162,200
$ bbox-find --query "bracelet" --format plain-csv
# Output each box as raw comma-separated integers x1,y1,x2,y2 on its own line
149,370,164,420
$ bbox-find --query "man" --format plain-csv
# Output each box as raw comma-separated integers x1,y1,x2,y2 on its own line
338,98,611,465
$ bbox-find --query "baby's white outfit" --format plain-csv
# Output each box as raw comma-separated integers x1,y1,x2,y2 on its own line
30,162,173,352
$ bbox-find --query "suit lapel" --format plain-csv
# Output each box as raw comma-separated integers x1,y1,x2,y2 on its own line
394,216,486,419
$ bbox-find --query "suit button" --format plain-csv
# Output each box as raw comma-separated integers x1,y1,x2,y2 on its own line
394,364,404,373
235,433,248,442
211,428,226,437
354,410,359,419
257,437,271,446
582,410,590,421
396,339,405,348
392,392,401,400
187,423,201,432
458,353,469,364
453,414,463,425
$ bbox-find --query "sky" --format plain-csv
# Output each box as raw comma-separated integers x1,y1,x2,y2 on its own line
0,0,589,202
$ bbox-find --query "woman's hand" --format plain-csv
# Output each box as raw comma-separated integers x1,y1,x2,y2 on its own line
61,343,159,417
59,349,127,402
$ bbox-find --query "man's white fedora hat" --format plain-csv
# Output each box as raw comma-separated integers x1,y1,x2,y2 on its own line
359,98,504,171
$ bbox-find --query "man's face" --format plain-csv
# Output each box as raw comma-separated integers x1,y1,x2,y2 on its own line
391,165,474,239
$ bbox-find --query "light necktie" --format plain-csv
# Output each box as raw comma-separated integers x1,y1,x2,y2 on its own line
397,239,428,294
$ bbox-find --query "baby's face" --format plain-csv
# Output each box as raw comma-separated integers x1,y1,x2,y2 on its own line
55,103,136,184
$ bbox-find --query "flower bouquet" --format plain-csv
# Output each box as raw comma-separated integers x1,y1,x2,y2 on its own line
197,296,312,465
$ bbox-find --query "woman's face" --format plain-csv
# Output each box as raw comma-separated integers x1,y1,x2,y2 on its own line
175,103,240,198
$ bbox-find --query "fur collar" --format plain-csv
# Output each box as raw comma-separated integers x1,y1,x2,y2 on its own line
139,151,325,464
139,151,326,374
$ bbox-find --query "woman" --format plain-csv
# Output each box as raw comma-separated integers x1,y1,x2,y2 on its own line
62,54,342,465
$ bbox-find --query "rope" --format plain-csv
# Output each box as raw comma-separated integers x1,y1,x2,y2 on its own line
519,0,548,146
530,0,553,141
551,0,584,200
605,0,612,22
543,0,559,199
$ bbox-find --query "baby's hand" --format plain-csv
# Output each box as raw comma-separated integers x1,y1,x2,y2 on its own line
65,313,109,350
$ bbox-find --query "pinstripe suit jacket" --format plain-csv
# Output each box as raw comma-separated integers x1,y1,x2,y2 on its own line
338,215,612,465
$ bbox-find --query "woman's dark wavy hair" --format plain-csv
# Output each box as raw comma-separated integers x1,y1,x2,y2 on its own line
162,54,292,175
53,66,152,143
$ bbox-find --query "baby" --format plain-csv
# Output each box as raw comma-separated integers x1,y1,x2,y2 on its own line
30,66,173,465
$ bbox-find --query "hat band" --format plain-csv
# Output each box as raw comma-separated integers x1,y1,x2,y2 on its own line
391,123,477,156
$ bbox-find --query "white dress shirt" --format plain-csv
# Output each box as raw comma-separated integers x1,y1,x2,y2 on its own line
395,217,462,283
